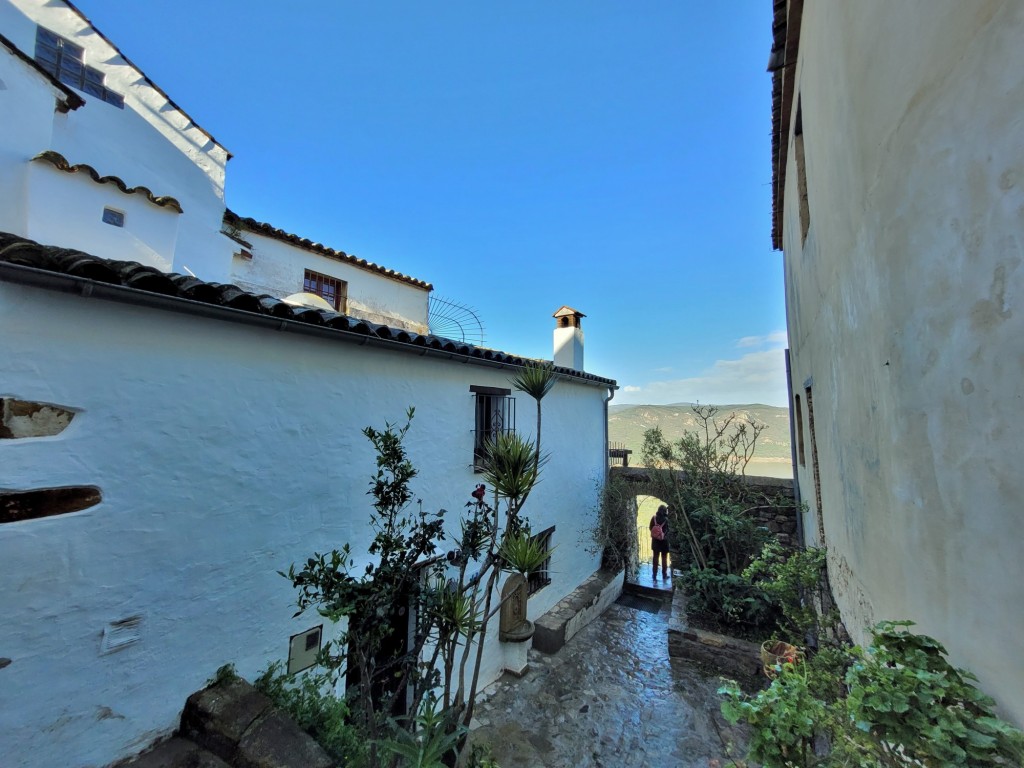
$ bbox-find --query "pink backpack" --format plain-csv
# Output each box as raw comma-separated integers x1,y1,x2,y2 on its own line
651,519,666,541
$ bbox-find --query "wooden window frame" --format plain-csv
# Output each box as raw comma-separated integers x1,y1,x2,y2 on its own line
303,268,348,313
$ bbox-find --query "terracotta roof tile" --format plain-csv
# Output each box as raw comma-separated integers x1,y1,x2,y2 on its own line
223,210,432,291
32,151,184,212
768,0,803,251
0,233,616,388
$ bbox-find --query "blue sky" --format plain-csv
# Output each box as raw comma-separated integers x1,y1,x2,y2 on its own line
76,1,788,406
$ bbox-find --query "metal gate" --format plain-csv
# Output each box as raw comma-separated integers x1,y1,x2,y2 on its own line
635,495,664,564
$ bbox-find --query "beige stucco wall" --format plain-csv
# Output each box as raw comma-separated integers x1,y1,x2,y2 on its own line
782,1,1023,725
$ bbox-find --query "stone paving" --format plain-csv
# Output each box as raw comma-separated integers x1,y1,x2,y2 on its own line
469,598,748,768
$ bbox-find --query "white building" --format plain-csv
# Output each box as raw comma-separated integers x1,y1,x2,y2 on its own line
0,2,618,765
0,0,431,333
771,0,1024,725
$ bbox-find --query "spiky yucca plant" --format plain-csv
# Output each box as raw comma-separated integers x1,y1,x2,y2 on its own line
498,530,553,575
480,431,547,513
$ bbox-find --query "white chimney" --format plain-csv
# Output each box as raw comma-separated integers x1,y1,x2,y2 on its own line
553,306,585,371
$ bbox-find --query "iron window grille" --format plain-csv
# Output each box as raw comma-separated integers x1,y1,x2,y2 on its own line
527,526,554,596
303,269,347,312
471,386,514,472
35,27,124,108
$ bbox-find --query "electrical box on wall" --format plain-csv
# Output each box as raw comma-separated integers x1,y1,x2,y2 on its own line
287,625,323,675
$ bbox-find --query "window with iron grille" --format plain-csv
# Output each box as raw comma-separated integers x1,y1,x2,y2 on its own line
527,526,554,596
471,386,514,471
34,27,124,108
303,269,347,312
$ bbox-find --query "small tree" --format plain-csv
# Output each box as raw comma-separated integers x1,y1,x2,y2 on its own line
588,473,639,578
640,405,778,575
281,363,558,766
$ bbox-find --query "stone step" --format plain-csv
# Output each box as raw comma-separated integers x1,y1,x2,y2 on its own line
115,737,231,768
533,568,624,654
113,676,334,768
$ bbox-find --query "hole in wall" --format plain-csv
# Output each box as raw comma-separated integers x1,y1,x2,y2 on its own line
0,398,76,439
0,486,102,524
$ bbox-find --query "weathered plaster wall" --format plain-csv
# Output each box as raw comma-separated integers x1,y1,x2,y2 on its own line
229,231,430,333
0,282,608,767
783,0,1024,724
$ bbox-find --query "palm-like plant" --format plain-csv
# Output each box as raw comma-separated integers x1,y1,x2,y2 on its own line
512,361,556,476
479,431,547,514
498,530,553,575
428,579,480,639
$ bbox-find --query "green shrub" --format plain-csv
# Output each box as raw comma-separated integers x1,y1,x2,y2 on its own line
744,541,837,640
721,621,1024,768
254,662,366,765
680,567,779,631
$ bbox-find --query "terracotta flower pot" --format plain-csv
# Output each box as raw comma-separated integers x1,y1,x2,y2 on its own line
760,640,801,678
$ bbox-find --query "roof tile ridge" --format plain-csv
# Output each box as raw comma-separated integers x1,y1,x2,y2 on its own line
222,209,433,290
61,0,230,157
32,150,184,213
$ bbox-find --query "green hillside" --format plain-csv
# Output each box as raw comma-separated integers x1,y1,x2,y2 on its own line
608,403,793,475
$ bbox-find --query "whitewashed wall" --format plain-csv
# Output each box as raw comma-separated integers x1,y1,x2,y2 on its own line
0,281,609,768
229,231,430,333
782,0,1024,725
1,0,233,279
26,163,181,271
0,37,61,235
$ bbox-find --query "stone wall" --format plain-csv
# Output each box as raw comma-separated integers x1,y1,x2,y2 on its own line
612,466,799,548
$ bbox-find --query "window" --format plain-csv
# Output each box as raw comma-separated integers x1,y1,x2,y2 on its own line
804,384,825,544
471,386,514,471
102,207,124,227
35,27,124,108
527,526,554,596
794,393,806,467
303,269,347,312
794,101,809,244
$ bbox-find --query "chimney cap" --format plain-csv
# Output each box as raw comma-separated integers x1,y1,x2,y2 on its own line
552,306,586,319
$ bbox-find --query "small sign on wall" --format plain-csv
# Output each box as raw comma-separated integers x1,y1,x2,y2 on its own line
287,625,323,676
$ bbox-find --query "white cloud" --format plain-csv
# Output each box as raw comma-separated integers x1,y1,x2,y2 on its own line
652,366,674,373
736,330,788,348
616,349,789,406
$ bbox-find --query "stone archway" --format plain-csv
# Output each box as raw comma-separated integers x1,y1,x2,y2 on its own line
608,466,798,586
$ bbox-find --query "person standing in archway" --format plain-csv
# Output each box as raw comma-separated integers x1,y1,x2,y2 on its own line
650,504,671,580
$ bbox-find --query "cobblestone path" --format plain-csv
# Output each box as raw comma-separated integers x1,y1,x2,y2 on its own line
469,601,747,768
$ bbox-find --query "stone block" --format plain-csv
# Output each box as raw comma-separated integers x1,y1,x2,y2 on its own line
668,626,761,682
115,737,231,768
667,588,762,683
179,678,273,763
234,710,334,768
533,569,623,654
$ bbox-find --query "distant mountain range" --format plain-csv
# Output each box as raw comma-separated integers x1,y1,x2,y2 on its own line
608,403,793,474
